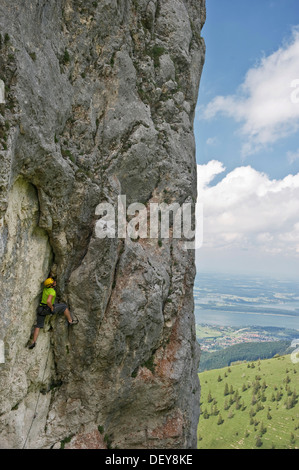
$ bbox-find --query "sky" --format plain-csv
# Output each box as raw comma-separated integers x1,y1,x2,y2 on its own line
194,0,299,279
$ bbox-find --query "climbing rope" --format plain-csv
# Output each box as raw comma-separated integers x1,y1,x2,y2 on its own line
22,314,78,448
22,340,52,449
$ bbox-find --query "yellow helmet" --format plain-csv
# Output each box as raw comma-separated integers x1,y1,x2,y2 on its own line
44,278,54,288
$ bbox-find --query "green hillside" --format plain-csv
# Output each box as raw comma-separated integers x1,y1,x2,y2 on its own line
199,340,293,372
197,354,299,449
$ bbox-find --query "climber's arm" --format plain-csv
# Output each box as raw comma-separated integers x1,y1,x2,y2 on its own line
47,295,54,312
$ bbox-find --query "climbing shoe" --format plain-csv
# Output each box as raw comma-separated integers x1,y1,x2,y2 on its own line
28,342,36,349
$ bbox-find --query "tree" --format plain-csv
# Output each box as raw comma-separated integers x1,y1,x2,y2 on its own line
252,380,261,394
285,391,297,410
261,380,267,391
255,436,263,448
240,400,246,411
259,421,267,435
256,402,264,413
224,399,229,411
276,390,282,402
235,397,241,410
251,394,257,406
217,414,224,425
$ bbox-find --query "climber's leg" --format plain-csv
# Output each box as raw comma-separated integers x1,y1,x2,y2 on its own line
28,327,40,348
63,307,72,323
64,307,79,324
32,327,40,343
28,315,44,349
53,303,78,325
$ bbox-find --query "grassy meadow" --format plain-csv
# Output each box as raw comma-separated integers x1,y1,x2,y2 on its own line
197,354,299,449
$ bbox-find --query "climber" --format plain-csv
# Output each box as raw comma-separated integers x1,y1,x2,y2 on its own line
28,277,78,349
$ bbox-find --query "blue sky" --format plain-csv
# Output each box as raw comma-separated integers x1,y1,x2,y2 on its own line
194,0,299,279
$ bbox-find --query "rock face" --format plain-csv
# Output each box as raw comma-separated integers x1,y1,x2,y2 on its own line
0,0,205,449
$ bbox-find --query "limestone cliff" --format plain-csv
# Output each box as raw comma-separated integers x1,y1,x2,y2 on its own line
0,0,205,449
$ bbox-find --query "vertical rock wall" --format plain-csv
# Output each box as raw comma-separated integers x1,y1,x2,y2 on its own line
0,0,205,449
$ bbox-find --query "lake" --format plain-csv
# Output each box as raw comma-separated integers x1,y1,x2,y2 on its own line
194,272,299,330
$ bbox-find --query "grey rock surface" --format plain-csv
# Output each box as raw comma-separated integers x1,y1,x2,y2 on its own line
0,0,205,449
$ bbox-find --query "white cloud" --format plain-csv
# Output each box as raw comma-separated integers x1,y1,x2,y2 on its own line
197,162,299,256
197,159,226,191
287,148,299,164
203,29,299,156
206,137,217,146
